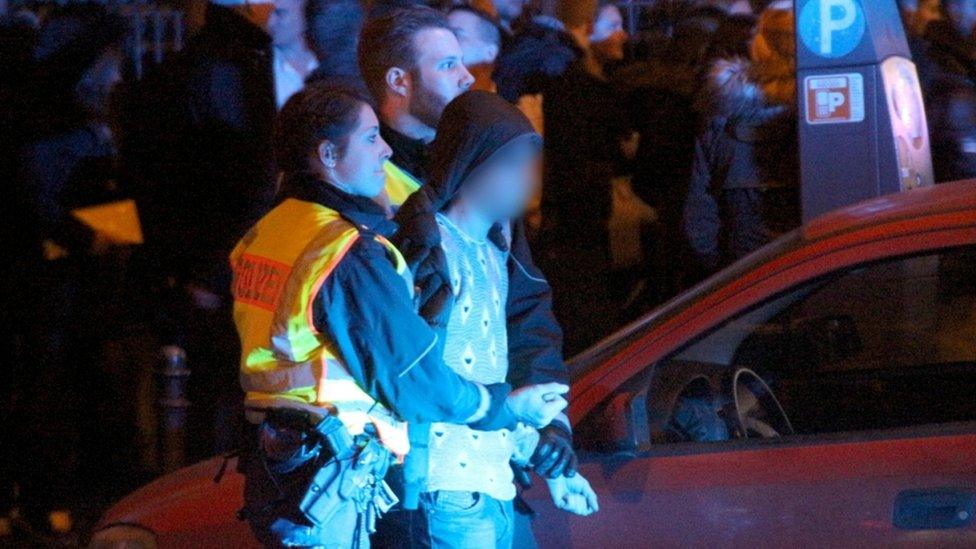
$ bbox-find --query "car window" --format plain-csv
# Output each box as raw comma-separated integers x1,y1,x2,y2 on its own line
646,246,976,443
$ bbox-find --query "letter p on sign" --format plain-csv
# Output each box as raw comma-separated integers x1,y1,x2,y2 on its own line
819,0,856,56
799,0,866,59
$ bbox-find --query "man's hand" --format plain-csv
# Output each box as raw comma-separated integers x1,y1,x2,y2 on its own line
546,474,598,516
531,424,577,479
505,383,568,428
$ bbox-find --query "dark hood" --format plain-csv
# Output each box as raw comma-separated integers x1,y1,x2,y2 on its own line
426,90,541,208
393,90,539,328
395,91,540,251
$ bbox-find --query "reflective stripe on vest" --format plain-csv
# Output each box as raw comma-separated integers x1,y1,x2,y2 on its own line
231,198,409,454
383,160,422,209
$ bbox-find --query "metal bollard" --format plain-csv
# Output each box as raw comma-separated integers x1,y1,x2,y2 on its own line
158,345,191,472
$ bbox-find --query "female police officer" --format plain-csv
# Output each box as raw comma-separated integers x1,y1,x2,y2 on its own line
231,82,568,548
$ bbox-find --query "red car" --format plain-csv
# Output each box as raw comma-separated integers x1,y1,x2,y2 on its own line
93,181,976,548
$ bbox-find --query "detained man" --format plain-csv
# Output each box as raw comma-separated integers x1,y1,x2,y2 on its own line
359,9,573,467
396,91,599,548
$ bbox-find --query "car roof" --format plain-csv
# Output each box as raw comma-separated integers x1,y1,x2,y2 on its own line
570,180,976,379
802,179,976,241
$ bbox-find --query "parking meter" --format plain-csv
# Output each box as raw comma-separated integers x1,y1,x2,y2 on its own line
796,0,933,221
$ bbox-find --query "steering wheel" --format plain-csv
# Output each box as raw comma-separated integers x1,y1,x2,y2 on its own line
723,368,794,439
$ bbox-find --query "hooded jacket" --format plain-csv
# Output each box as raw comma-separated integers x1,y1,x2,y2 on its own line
494,18,582,102
392,91,546,507
684,57,799,269
394,91,541,332
385,91,566,393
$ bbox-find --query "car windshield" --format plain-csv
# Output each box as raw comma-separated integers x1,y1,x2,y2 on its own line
568,229,804,380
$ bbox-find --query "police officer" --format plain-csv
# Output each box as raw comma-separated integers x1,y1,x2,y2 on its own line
232,83,569,548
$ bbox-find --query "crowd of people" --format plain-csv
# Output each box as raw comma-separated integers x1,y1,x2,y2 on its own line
2,0,976,543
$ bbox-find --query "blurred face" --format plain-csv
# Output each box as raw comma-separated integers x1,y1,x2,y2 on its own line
727,0,752,14
328,104,393,198
267,0,306,48
449,10,499,67
409,27,475,129
463,139,540,221
77,48,123,120
493,0,526,24
590,5,628,62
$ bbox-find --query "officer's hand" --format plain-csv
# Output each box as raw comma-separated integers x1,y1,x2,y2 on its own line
531,423,577,479
505,383,568,429
414,245,454,329
546,474,598,516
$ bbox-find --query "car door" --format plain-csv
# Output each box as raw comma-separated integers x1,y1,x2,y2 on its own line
523,246,976,548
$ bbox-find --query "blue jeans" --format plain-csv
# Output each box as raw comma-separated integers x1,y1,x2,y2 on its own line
411,491,514,549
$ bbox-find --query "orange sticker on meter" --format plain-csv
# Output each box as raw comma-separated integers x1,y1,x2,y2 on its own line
805,73,865,125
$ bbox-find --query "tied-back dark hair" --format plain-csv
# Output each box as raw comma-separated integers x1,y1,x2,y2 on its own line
273,82,372,175
357,6,452,105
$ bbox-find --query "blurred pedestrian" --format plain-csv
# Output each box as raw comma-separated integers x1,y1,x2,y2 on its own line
493,0,581,102
448,6,502,92
9,4,131,531
533,0,635,355
625,7,745,302
683,1,798,271
120,0,283,463
918,0,976,182
268,0,319,108
304,0,366,90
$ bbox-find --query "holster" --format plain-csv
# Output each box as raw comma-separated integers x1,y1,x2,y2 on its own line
297,414,399,542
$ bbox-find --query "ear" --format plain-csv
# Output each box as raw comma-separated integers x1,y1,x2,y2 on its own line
318,141,338,169
485,43,500,63
385,67,410,98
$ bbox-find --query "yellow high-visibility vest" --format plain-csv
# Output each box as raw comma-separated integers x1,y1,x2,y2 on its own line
230,197,409,452
383,160,422,209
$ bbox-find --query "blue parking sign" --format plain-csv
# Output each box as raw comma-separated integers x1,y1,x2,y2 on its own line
798,0,866,59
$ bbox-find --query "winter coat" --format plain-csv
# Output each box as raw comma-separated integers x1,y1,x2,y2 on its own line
389,92,568,389
917,20,976,183
539,60,631,247
684,57,799,270
305,0,366,92
276,173,509,431
120,4,277,294
394,90,540,336
12,6,128,261
391,91,558,507
626,60,701,221
494,19,582,102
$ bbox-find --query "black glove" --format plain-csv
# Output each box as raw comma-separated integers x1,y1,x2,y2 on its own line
530,423,577,479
